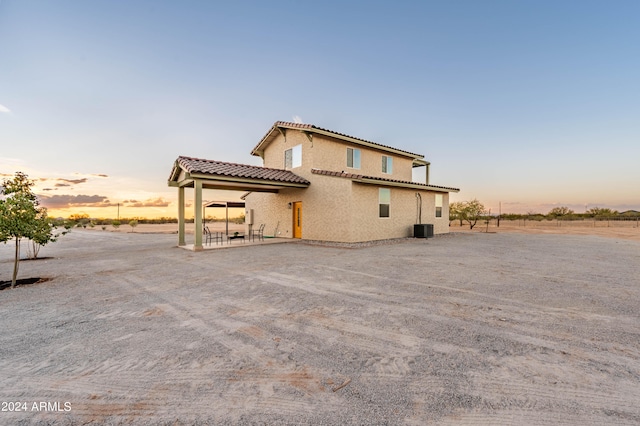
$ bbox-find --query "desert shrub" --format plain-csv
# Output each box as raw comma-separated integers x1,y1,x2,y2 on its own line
129,220,138,232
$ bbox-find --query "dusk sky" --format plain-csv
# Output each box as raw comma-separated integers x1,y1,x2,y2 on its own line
1,0,639,218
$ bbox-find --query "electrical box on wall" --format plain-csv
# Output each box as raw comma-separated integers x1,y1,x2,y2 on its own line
246,209,253,225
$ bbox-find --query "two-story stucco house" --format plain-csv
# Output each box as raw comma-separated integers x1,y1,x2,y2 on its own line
168,121,459,249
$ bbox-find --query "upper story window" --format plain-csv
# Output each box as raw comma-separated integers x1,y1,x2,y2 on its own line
435,194,443,218
347,147,361,169
382,155,393,174
284,144,302,169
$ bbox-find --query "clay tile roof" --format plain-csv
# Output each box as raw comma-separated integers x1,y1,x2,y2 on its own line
253,121,424,158
176,156,310,185
311,169,460,192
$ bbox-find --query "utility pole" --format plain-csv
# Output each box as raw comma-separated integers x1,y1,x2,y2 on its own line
117,203,120,221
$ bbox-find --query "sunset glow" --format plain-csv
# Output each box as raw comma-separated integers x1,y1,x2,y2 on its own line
1,1,638,218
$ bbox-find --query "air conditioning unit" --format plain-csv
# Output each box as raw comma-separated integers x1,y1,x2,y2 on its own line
414,224,434,238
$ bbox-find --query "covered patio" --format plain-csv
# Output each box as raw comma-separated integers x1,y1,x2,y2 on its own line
168,156,310,251
204,200,245,237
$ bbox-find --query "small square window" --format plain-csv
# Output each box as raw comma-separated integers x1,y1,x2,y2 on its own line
347,148,361,169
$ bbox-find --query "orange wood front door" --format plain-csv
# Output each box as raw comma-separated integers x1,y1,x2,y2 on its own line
293,202,302,238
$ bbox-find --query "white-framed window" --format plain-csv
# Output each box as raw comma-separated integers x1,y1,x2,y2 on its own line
435,194,443,218
379,188,390,218
284,144,302,169
382,155,393,174
347,147,361,169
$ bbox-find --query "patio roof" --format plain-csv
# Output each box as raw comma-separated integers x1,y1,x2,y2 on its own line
204,201,246,208
168,156,310,192
168,156,310,251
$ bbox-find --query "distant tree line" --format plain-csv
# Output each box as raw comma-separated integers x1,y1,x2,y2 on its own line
498,207,639,221
450,201,639,228
53,213,247,229
52,215,180,227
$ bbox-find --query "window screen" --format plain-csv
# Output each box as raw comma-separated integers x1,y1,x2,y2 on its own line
347,148,361,169
382,156,393,174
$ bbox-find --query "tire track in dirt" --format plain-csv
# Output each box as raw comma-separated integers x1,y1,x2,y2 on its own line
248,269,640,423
295,266,640,370
60,272,353,422
254,271,638,371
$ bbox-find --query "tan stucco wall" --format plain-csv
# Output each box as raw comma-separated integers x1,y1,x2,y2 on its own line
244,188,304,238
260,130,414,182
245,176,451,243
306,135,415,181
245,175,354,241
250,128,451,242
346,185,449,242
262,131,314,179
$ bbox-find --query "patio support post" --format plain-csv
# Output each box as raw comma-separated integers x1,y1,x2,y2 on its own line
194,180,203,251
178,186,185,246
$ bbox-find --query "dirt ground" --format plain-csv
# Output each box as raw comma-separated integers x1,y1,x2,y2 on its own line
450,219,640,242
1,227,639,425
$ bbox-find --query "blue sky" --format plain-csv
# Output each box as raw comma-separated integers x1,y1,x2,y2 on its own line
1,0,639,217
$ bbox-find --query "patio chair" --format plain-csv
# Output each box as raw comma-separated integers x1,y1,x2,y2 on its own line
203,226,212,246
252,223,265,241
204,226,222,246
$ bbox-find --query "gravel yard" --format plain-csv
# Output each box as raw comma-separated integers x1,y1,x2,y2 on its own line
1,229,639,425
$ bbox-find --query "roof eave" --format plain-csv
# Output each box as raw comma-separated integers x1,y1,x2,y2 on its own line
355,177,459,193
251,121,426,160
307,127,424,160
188,171,309,188
251,124,280,158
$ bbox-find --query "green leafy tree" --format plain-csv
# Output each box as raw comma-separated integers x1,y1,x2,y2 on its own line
449,201,466,226
26,216,68,259
586,207,617,217
460,199,487,230
129,219,138,232
0,172,58,288
548,206,574,218
111,220,121,230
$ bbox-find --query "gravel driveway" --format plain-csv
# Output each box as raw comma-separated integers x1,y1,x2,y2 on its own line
1,230,639,425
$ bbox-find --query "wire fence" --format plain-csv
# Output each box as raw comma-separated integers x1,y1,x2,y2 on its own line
477,217,640,229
